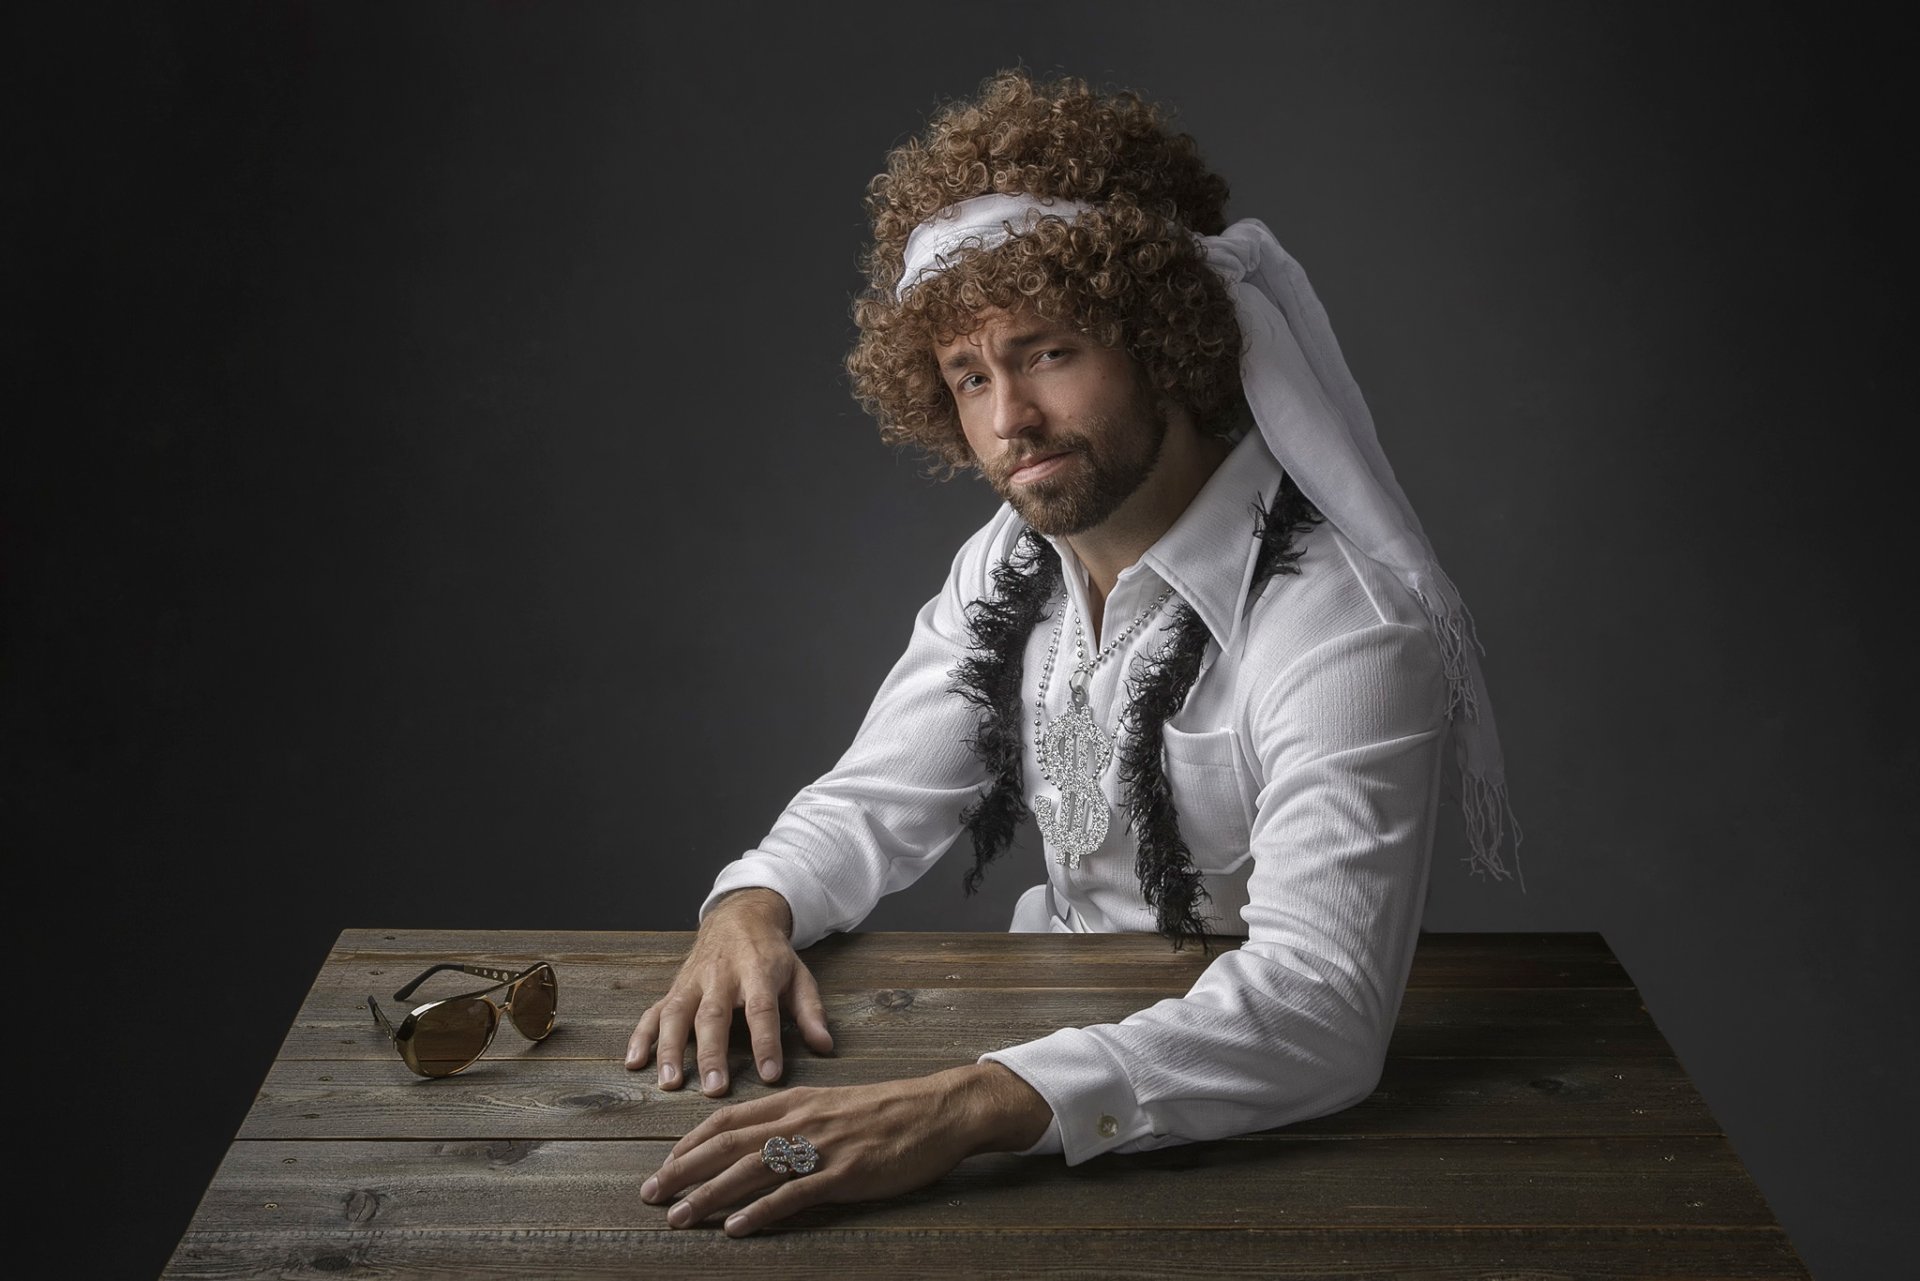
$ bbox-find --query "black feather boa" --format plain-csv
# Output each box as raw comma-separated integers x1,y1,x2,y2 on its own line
948,474,1322,951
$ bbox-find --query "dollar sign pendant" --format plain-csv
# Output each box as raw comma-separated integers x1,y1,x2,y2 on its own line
1033,668,1114,870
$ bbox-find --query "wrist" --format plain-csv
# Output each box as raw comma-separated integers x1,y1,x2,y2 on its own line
949,1062,1054,1157
710,887,794,940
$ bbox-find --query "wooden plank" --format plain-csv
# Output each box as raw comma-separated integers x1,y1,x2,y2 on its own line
279,986,1676,1062
328,929,1630,989
164,1225,1811,1279
236,1055,1717,1141
172,930,1812,1279
182,1135,1779,1232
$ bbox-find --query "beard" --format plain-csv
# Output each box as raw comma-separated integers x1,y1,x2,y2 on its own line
980,397,1170,537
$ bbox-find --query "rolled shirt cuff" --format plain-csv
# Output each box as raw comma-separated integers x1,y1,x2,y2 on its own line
979,1026,1154,1165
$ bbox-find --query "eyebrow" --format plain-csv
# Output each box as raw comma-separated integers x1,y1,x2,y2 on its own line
939,327,1076,374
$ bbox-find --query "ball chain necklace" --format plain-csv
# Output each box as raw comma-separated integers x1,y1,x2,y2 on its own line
1031,580,1176,870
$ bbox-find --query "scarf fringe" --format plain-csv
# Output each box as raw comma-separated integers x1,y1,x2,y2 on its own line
1413,572,1527,894
1411,576,1484,724
1117,598,1217,953
1459,768,1527,892
949,529,1062,895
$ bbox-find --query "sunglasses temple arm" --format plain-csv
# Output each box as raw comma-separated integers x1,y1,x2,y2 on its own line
367,995,400,1044
393,961,535,1000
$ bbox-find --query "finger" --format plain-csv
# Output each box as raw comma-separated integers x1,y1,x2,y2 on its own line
654,995,693,1089
667,1090,795,1163
625,1003,660,1070
664,1101,742,1170
724,1167,834,1237
664,1151,783,1228
790,962,835,1055
668,1090,802,1175
742,983,784,1083
649,1120,752,1201
647,1105,776,1202
693,995,735,1095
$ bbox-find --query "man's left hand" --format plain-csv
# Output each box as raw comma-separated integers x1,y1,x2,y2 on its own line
639,1063,1050,1236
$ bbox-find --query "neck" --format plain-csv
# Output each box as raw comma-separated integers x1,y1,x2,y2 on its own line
1067,424,1233,606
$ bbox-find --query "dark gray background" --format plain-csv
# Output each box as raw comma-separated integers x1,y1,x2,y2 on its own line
12,2,1911,1275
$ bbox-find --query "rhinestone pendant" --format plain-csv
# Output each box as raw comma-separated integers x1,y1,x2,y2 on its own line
1034,674,1114,870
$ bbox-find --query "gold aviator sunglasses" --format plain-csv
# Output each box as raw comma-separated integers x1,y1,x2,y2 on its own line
368,961,558,1077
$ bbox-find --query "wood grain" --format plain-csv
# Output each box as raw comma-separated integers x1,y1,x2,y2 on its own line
286,985,1675,1061
164,929,1806,1279
189,1136,1777,1232
165,1226,1810,1280
237,1055,1717,1141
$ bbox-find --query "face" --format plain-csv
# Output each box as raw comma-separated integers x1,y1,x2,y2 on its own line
934,309,1169,537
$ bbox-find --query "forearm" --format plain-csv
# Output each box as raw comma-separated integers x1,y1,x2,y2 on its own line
984,943,1398,1163
707,789,974,948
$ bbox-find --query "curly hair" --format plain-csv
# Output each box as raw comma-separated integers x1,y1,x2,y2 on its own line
846,69,1246,478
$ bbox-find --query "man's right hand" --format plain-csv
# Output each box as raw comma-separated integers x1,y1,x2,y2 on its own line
623,887,834,1096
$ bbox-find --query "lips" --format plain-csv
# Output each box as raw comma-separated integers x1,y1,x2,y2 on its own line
1009,451,1074,483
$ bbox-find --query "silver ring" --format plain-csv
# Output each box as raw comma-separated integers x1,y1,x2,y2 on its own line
760,1134,820,1176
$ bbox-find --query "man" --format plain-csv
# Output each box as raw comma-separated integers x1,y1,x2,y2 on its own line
626,68,1521,1238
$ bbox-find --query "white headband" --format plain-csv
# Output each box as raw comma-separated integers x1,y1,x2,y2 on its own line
896,193,1099,300
895,192,1523,888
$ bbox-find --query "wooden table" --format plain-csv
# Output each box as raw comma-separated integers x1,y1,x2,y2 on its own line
165,929,1808,1277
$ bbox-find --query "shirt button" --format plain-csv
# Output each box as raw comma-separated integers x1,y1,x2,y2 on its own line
1097,1115,1118,1138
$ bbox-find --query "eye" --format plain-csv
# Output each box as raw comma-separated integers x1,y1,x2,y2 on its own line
1036,348,1067,364
956,372,986,392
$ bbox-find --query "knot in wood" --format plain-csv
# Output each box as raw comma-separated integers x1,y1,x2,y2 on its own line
558,1090,626,1110
487,1140,537,1166
343,1188,383,1224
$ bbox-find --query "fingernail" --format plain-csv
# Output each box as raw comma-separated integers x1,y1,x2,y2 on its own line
668,1202,691,1227
726,1214,747,1235
760,1059,778,1081
704,1069,724,1093
641,1177,658,1201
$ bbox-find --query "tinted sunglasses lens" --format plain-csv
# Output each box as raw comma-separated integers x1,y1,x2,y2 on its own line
510,966,557,1039
409,997,497,1077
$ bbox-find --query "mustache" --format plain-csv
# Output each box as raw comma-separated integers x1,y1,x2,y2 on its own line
996,440,1086,475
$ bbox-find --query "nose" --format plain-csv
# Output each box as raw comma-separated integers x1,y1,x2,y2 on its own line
989,377,1043,441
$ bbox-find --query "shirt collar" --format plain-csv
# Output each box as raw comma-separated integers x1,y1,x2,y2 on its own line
1038,427,1283,655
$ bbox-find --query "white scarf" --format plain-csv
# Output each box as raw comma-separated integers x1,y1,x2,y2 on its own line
897,192,1524,889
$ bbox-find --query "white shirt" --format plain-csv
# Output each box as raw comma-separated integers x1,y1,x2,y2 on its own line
699,427,1449,1165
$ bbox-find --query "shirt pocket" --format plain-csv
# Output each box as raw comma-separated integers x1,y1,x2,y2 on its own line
1158,725,1256,875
